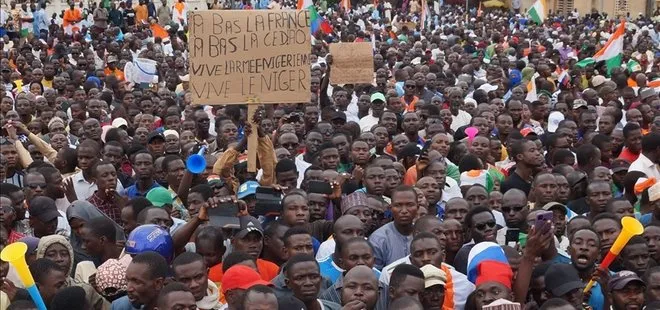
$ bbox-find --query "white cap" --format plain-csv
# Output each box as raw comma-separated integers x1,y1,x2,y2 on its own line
112,118,128,128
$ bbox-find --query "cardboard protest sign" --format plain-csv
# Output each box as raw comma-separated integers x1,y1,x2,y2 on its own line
329,42,374,85
188,10,312,105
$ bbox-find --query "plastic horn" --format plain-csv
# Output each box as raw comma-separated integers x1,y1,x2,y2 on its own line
1,242,47,310
186,145,207,174
583,216,644,293
464,127,478,143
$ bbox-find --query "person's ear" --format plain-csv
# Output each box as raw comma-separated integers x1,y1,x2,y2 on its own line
154,277,165,290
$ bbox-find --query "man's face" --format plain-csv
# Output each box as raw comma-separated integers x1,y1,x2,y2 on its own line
580,112,597,133
319,148,340,170
402,113,420,134
520,141,543,167
381,112,398,134
166,159,186,187
339,241,375,271
471,211,497,243
233,231,264,259
474,282,510,309
80,226,105,258
332,135,349,159
341,268,379,310
507,102,523,122
501,195,528,229
282,196,309,227
77,146,99,172
286,261,322,303
173,260,209,301
644,226,660,262
126,262,163,307
593,219,621,255
598,116,615,134
410,237,444,268
416,177,440,205
587,183,612,214
285,233,314,258
465,187,488,209
625,129,642,153
622,244,650,276
159,291,198,310
610,282,645,310
39,268,67,305
390,190,418,227
569,229,599,271
133,153,153,180
422,284,445,310
534,174,557,205
94,164,118,192
24,172,47,200
389,274,424,302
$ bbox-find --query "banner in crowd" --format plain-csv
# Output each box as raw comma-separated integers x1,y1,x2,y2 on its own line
328,42,374,85
188,10,312,105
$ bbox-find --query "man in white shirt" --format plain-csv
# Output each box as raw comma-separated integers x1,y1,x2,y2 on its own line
19,3,33,38
359,92,386,132
447,88,472,132
628,133,660,180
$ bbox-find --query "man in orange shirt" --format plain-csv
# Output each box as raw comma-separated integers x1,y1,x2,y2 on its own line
63,2,82,34
104,56,125,82
135,0,149,24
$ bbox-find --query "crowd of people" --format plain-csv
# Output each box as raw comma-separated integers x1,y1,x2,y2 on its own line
1,0,660,309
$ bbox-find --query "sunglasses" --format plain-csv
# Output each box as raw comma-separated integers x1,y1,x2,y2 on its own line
500,206,525,213
27,183,48,189
281,143,299,149
475,220,496,231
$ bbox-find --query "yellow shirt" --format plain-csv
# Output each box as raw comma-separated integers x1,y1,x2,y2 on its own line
42,78,53,88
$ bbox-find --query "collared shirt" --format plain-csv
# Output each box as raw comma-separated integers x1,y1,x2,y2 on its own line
70,171,124,201
87,191,122,224
368,222,413,270
319,274,389,310
629,153,660,181
123,180,161,198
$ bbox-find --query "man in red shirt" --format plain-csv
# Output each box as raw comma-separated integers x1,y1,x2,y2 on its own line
618,122,643,163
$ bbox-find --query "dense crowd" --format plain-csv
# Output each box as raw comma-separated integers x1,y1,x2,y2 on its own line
1,0,660,310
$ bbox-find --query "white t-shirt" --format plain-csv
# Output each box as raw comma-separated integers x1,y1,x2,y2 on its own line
450,109,472,132
20,9,33,31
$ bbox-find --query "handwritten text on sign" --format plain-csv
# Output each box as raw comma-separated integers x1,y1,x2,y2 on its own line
329,42,374,85
188,10,311,105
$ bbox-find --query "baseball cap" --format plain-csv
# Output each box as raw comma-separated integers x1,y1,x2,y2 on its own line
478,83,498,93
591,75,606,87
611,159,631,173
146,187,173,207
29,197,61,223
163,129,179,138
332,111,347,121
371,92,385,103
608,271,645,291
235,216,263,239
421,264,447,288
640,88,656,101
544,264,584,297
111,117,128,129
107,55,118,63
17,236,40,255
147,132,165,144
547,111,564,133
221,265,272,294
572,99,588,110
542,202,567,216
237,181,259,199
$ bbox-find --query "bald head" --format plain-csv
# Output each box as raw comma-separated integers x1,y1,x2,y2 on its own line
333,215,365,246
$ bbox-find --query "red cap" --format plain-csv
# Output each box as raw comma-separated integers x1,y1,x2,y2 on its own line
476,261,513,289
221,265,272,294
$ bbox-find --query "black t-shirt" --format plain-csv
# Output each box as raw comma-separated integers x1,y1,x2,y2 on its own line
567,197,589,215
500,171,531,197
123,8,136,26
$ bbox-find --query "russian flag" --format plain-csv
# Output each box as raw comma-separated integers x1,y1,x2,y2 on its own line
467,242,513,288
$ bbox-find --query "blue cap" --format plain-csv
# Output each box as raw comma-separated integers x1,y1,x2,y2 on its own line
237,181,259,199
